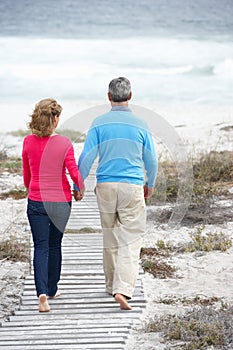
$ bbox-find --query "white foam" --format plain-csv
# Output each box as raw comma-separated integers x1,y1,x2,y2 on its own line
0,36,233,105
214,58,233,78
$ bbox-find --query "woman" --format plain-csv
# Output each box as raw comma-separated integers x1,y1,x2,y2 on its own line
22,98,84,312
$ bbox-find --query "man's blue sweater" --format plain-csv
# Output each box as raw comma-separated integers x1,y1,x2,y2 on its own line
75,106,158,189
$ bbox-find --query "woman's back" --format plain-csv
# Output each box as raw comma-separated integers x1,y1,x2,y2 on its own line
23,134,82,202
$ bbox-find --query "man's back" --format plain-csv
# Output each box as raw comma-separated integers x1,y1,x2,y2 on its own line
79,106,157,187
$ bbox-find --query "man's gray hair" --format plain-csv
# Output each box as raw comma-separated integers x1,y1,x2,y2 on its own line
108,77,131,102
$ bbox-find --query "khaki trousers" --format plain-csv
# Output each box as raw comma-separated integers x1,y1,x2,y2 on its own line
96,182,146,299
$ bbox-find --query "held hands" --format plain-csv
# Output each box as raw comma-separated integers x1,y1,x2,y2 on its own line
143,185,154,199
74,186,153,200
73,190,84,201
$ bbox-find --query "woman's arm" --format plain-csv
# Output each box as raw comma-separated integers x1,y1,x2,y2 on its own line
22,139,31,189
65,145,85,191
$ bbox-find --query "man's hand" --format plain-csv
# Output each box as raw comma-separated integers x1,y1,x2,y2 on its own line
144,185,154,199
73,190,84,201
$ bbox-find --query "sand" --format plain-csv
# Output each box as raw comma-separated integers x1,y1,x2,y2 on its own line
0,124,232,349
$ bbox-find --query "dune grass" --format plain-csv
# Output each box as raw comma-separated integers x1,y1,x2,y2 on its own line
0,235,29,262
145,304,233,349
149,150,233,204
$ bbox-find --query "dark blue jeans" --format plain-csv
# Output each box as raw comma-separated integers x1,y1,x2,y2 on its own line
27,199,71,297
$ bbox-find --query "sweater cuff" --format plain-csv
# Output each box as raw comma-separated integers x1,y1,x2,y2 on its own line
73,183,80,191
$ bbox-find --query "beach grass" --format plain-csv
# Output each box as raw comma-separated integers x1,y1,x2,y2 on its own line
6,128,85,142
0,235,29,262
140,226,232,280
7,129,30,137
145,304,233,349
0,152,21,175
141,226,232,256
184,226,232,252
140,247,176,278
149,150,233,204
0,189,27,200
56,128,86,142
158,295,222,306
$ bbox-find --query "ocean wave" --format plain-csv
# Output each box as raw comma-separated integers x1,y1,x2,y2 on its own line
132,61,233,78
214,58,233,78
1,36,232,78
0,61,232,81
0,36,233,104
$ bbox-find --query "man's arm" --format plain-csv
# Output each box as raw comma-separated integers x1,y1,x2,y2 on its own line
143,132,158,198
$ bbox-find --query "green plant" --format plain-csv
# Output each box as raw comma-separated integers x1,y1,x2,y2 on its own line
0,189,27,200
145,304,233,349
156,239,172,250
57,129,86,142
0,236,29,262
186,226,232,252
0,148,8,161
148,150,233,205
158,295,222,306
7,129,30,137
141,258,176,278
193,151,233,183
0,157,22,174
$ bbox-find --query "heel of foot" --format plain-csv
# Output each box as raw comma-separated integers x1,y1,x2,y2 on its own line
48,290,61,299
114,293,132,310
38,294,50,312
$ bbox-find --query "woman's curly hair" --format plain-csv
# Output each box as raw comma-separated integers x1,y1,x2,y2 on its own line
28,98,62,137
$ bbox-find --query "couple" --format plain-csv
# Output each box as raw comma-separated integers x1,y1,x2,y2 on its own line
22,77,158,313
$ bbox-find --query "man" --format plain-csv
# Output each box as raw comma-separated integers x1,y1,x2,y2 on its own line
74,77,158,310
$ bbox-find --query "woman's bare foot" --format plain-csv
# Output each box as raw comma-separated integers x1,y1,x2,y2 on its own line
38,294,50,312
48,290,61,299
114,293,132,310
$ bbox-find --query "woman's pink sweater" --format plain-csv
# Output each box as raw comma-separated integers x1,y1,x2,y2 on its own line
22,134,84,202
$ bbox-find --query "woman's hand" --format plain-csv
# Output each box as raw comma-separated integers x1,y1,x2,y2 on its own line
73,190,84,201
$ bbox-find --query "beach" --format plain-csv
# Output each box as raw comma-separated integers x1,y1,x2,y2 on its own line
0,0,233,347
0,122,233,348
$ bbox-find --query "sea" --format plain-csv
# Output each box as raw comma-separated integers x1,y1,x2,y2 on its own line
0,0,233,135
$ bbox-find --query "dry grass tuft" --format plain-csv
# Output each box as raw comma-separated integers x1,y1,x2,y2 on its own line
0,148,8,161
149,150,233,204
0,236,29,262
183,226,232,253
140,248,176,278
147,227,232,254
158,295,222,306
0,189,27,200
146,304,233,349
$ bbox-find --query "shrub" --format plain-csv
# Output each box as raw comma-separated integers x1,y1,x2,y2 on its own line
145,304,233,349
185,226,232,252
0,189,27,200
0,157,22,174
149,150,233,204
0,236,29,262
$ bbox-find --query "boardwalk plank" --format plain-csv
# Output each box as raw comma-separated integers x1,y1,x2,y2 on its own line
0,344,124,350
9,313,141,322
0,327,129,336
21,296,146,305
0,335,128,344
0,230,146,349
0,336,125,345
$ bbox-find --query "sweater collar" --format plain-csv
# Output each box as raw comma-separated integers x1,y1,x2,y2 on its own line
111,106,131,112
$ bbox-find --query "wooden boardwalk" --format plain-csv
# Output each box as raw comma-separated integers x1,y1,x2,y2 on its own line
0,198,146,349
67,165,101,231
67,192,101,230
